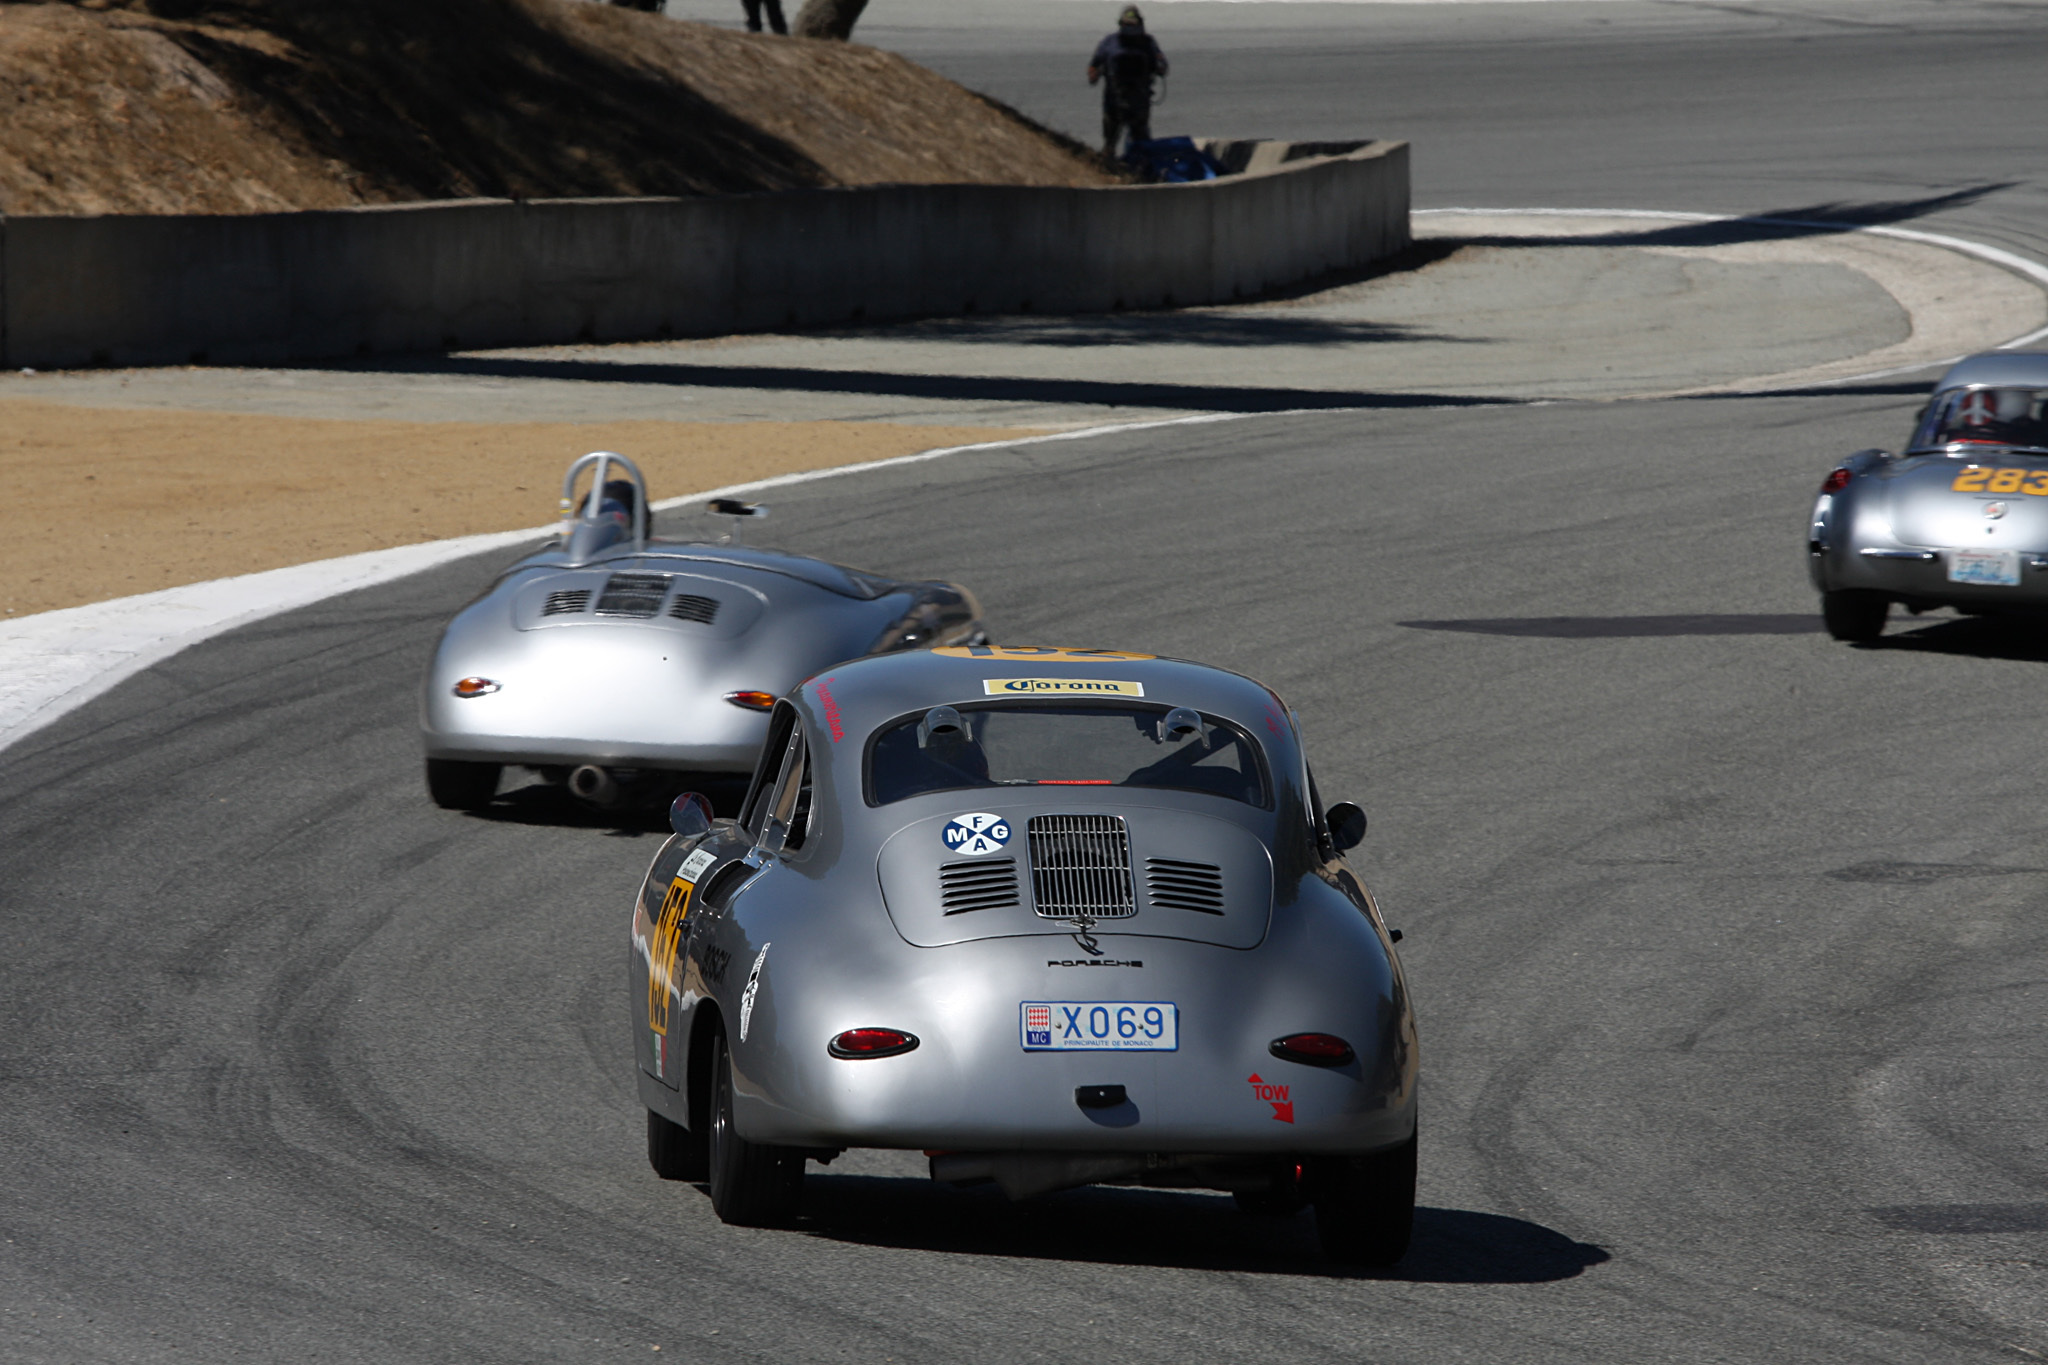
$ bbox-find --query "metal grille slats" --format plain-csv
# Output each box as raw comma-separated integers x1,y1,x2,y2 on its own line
1028,814,1136,919
939,859,1020,914
1145,858,1226,914
594,572,670,618
541,589,592,616
668,594,720,624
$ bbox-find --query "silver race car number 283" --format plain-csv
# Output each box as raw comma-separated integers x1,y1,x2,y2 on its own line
1021,1001,1179,1051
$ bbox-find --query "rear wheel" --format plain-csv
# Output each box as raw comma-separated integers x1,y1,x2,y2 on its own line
1821,590,1890,642
647,1107,707,1182
425,758,500,810
708,1032,804,1225
1311,1133,1417,1266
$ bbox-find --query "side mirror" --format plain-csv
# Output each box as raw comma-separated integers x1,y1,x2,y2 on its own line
1325,801,1367,852
669,791,715,838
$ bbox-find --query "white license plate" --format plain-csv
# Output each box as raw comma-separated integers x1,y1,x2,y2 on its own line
1948,549,2022,587
1021,1001,1178,1051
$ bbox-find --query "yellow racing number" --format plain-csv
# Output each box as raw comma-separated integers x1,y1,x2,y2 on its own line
646,876,694,1034
1951,466,2048,496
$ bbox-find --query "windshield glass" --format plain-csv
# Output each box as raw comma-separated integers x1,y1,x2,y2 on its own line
867,702,1270,808
1911,387,2048,455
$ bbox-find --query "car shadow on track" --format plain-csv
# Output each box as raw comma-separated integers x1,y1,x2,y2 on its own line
453,777,748,835
1856,615,2048,661
789,1175,1608,1283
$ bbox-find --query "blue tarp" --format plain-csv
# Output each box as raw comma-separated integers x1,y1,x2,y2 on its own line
1121,136,1228,184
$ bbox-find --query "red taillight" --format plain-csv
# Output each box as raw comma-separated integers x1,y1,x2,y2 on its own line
828,1028,920,1059
1269,1033,1355,1067
723,690,777,712
452,676,500,698
1821,467,1853,493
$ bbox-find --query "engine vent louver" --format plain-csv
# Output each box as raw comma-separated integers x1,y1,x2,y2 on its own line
541,589,592,616
1145,858,1226,914
939,858,1020,914
668,594,720,625
593,573,670,618
1028,814,1136,919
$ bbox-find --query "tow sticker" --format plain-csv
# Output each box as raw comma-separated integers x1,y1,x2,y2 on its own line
942,812,1011,856
982,678,1145,698
1247,1073,1294,1124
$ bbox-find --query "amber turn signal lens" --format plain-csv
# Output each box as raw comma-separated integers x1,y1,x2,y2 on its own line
1821,467,1853,493
723,690,777,711
828,1028,920,1059
1268,1033,1355,1067
452,677,501,698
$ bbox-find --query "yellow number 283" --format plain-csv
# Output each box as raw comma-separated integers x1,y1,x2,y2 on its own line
1951,467,2048,495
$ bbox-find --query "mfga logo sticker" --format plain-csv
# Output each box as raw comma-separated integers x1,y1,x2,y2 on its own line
942,812,1011,857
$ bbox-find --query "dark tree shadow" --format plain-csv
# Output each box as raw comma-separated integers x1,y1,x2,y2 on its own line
1449,187,2016,251
1400,614,1823,639
787,1175,1609,1284
350,352,1521,415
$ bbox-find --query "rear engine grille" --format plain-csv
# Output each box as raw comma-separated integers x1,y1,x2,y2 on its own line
1028,814,1135,919
594,573,670,618
1145,858,1225,914
939,858,1020,914
541,589,592,616
668,594,721,625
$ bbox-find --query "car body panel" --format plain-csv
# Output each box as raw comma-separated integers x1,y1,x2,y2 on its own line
629,647,1418,1175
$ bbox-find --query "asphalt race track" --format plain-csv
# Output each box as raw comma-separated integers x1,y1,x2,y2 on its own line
5,3,2048,1361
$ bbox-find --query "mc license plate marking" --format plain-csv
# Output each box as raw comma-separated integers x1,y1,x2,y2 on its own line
1021,1001,1178,1051
1948,548,2022,586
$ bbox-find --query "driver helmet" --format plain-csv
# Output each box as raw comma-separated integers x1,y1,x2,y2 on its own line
1957,388,2031,426
1118,5,1143,29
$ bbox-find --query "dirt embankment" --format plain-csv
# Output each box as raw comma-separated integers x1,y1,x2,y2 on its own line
0,0,1116,215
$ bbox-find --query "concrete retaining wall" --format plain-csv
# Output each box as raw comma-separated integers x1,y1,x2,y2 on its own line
0,139,1407,369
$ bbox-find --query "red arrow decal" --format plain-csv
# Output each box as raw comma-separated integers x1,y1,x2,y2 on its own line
1270,1101,1294,1124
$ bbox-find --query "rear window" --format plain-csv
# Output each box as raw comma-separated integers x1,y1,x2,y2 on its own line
866,702,1270,808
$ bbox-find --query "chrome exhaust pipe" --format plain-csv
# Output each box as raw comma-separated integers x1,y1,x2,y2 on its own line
568,764,620,808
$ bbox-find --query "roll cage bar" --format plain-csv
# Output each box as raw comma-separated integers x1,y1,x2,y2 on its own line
558,451,650,564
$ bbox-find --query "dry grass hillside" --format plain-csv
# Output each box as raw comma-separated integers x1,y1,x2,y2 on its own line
0,0,1117,215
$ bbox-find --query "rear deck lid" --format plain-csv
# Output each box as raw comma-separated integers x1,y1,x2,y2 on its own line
1884,457,2048,548
877,803,1272,949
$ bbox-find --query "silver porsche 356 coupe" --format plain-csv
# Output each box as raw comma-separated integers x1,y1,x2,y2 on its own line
1809,351,2048,641
420,452,986,809
628,645,1419,1264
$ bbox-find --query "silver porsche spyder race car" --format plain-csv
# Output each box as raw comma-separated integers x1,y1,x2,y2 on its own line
628,645,1419,1265
1809,351,2048,641
420,452,986,810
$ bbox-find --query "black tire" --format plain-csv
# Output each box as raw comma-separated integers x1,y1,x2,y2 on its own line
1311,1133,1417,1266
707,1032,803,1226
425,758,501,810
1821,590,1890,643
647,1107,707,1182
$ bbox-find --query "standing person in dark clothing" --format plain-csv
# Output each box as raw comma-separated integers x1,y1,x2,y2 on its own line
743,0,787,34
1087,6,1168,156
